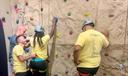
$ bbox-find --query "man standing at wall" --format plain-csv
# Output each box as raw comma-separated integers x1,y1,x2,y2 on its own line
8,25,27,76
13,35,35,76
73,19,109,76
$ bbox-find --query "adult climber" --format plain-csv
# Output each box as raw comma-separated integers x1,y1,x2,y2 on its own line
73,19,109,76
13,35,35,76
8,25,27,76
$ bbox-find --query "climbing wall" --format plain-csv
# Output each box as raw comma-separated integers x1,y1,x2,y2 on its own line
9,0,99,76
96,0,128,76
0,0,128,76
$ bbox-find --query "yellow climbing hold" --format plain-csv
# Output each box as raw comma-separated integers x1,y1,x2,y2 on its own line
56,32,61,38
84,12,91,17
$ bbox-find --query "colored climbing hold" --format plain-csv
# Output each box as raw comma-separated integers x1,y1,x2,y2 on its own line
67,12,71,16
109,14,114,17
65,71,69,74
67,54,71,58
84,12,91,17
16,19,19,24
69,30,73,35
86,0,89,1
64,0,67,2
104,53,109,56
30,17,34,21
55,50,58,58
14,4,17,9
54,74,58,76
56,54,58,58
41,8,43,12
25,2,28,6
56,32,61,38
6,11,9,14
2,17,6,23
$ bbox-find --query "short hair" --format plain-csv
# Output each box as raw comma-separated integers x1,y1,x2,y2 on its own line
16,35,26,43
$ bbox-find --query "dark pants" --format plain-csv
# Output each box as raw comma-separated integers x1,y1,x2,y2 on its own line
77,67,99,76
32,70,46,76
15,70,32,76
30,60,48,76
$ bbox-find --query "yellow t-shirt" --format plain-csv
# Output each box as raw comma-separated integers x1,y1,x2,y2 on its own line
13,45,28,73
75,29,109,68
30,35,50,60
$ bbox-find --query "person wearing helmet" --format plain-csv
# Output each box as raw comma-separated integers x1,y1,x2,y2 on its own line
74,19,109,76
29,17,58,76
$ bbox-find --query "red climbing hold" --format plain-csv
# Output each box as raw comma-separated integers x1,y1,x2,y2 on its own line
30,17,34,21
25,2,28,6
14,4,17,9
69,31,73,35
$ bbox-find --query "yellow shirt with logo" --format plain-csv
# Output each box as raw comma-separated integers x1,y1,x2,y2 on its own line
30,35,50,60
75,29,109,68
13,45,28,73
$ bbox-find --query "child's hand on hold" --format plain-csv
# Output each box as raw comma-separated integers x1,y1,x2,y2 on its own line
52,17,58,25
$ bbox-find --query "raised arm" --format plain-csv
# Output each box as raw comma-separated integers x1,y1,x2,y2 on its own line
49,17,58,38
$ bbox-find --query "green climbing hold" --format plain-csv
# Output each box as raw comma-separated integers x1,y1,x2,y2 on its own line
6,11,9,14
16,19,19,24
64,0,67,2
67,12,71,16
